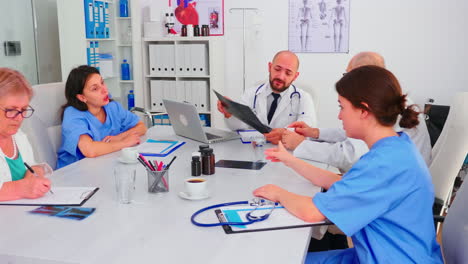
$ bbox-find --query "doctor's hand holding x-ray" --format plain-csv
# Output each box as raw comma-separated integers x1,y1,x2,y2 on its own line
217,50,317,144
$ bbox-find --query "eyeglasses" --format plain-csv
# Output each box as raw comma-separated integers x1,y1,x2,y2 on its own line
0,106,35,119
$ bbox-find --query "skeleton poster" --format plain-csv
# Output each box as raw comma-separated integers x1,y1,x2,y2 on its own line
288,0,350,53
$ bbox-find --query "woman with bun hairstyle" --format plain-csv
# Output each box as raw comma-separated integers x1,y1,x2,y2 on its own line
253,66,443,263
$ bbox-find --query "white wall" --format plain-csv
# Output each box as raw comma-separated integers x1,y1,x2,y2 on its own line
224,0,468,128
141,0,468,128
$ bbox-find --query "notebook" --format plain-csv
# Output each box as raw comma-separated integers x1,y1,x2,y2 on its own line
163,99,240,144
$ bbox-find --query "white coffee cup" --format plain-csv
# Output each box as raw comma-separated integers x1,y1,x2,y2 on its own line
185,177,207,197
120,147,139,162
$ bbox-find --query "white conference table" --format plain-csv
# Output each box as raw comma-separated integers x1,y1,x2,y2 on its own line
0,126,336,264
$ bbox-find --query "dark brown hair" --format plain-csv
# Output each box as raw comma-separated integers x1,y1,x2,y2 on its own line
336,65,419,129
60,65,104,120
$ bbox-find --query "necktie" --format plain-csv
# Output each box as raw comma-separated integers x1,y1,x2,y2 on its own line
267,93,280,124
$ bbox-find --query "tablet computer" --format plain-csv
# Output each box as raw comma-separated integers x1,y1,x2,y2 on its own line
215,159,267,170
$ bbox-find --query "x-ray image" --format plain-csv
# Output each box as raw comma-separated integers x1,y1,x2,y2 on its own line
288,0,350,53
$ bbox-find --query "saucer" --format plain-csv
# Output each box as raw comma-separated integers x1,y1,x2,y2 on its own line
118,157,139,164
178,191,210,200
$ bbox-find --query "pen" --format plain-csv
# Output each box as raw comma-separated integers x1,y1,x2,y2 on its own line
164,156,177,171
24,162,54,194
137,156,153,171
139,154,154,171
156,161,163,171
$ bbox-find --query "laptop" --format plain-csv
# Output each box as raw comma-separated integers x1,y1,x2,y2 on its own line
163,99,240,144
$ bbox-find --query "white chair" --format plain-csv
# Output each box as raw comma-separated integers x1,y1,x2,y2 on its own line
22,82,66,169
440,178,468,263
430,92,468,217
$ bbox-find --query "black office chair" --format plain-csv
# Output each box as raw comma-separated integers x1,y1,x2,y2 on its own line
424,104,450,147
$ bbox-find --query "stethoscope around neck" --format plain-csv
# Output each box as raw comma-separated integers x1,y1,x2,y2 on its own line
252,83,303,117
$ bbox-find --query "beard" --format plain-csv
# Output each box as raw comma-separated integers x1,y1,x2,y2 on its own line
269,78,292,93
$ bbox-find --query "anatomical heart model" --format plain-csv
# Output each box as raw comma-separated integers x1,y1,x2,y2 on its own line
175,0,199,26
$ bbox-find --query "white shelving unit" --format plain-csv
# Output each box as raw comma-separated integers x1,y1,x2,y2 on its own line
141,36,225,128
57,0,140,109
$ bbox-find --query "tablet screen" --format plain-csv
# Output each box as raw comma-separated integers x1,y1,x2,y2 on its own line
215,160,267,170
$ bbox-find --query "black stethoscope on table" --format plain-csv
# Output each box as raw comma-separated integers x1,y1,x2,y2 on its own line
191,198,278,227
252,84,304,117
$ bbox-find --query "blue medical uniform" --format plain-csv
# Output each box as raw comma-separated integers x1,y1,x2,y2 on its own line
308,132,443,263
57,101,139,168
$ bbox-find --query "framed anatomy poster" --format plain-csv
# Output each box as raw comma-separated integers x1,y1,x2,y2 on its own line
169,0,224,36
288,0,350,53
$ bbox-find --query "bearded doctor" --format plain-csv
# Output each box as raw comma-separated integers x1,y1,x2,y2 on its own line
217,50,317,144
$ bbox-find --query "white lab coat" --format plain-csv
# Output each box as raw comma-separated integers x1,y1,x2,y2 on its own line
0,129,36,189
294,100,432,172
224,82,317,130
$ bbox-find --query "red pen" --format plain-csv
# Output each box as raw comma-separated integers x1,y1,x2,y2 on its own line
157,161,164,171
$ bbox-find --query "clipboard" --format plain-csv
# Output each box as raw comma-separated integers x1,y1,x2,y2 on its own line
214,206,332,234
139,140,186,157
0,187,99,207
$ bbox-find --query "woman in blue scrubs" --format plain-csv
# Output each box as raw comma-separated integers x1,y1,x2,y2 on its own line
254,65,443,263
57,65,147,168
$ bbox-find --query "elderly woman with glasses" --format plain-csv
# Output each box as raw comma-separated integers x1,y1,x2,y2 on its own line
0,68,51,201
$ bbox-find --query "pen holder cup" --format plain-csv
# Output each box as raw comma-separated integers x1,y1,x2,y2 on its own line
147,170,169,193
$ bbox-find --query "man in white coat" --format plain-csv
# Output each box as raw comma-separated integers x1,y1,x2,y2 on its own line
281,51,432,172
217,50,317,144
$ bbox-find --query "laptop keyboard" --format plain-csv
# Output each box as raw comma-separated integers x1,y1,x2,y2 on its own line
205,132,222,140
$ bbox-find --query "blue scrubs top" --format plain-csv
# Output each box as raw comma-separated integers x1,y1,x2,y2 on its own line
309,132,443,263
57,101,139,168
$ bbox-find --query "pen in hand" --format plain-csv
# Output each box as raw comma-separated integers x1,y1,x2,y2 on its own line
24,162,54,194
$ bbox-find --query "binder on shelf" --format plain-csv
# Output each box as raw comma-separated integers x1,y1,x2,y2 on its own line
189,81,199,109
94,41,100,70
184,44,192,76
191,44,208,76
163,80,177,101
184,81,192,105
104,2,110,38
149,44,162,76
93,0,100,38
176,81,186,102
84,0,95,38
97,1,105,38
161,44,175,76
176,44,186,75
150,80,164,112
86,41,92,66
89,41,95,67
194,80,209,112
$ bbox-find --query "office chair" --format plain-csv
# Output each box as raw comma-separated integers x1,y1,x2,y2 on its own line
22,82,66,169
130,106,154,128
429,92,468,220
424,104,450,147
434,177,468,263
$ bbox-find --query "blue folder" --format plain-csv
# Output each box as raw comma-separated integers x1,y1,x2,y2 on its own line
139,140,186,157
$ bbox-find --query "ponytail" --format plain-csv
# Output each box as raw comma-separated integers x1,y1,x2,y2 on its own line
399,104,420,129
